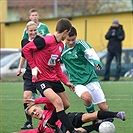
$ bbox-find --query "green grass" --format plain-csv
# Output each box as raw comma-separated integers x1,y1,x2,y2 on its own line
0,81,133,133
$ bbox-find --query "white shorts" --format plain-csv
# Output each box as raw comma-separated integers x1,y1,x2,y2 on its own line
75,82,106,105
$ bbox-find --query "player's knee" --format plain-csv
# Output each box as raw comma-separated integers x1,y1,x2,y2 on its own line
53,97,64,109
81,92,92,103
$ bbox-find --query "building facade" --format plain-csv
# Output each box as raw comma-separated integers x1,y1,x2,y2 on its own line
1,11,132,52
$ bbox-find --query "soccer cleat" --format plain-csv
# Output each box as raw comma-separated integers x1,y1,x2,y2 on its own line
21,122,33,130
116,111,126,121
95,118,114,125
101,118,114,123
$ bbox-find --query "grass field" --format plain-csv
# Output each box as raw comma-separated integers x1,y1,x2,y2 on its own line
0,81,133,133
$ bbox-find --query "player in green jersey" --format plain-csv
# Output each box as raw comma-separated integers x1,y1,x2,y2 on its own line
22,8,50,39
61,27,109,115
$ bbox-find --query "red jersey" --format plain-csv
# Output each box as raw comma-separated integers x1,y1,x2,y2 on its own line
22,35,68,84
18,97,62,133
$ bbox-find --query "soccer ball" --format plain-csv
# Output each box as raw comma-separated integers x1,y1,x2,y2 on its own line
99,121,115,133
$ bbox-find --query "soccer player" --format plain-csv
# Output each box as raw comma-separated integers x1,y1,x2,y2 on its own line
16,21,40,129
15,97,126,133
22,18,79,133
61,27,109,114
22,8,50,39
17,8,50,130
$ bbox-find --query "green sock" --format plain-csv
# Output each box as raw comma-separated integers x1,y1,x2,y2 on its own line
84,103,95,113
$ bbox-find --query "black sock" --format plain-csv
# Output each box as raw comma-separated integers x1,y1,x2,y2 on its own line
24,103,32,124
97,110,118,120
48,108,58,125
57,110,74,132
83,124,100,132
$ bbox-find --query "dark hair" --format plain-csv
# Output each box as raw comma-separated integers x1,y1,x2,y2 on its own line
29,8,38,14
56,18,72,33
68,26,77,37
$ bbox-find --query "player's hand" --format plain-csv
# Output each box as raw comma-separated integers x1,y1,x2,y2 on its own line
32,66,41,80
97,64,102,70
65,82,75,92
24,99,35,107
16,68,22,76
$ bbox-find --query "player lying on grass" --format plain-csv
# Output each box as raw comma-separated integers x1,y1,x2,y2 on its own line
15,97,126,133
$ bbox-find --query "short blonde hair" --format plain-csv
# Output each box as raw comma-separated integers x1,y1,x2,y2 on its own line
26,21,37,30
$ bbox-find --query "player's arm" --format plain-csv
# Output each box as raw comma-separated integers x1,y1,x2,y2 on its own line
55,62,75,91
24,97,54,109
16,39,27,76
55,62,68,83
84,47,103,70
22,36,45,69
35,97,54,109
16,56,25,76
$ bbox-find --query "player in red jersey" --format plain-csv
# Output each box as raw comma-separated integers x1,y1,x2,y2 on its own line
22,18,80,133
15,97,126,133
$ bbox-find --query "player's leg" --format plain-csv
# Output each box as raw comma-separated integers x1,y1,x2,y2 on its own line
97,110,126,121
57,91,70,110
74,110,126,133
75,85,95,113
53,81,70,110
67,112,98,132
86,82,109,111
36,81,79,133
21,76,37,130
81,110,126,123
21,90,33,129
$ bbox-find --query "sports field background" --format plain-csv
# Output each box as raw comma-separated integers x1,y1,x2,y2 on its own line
0,81,133,133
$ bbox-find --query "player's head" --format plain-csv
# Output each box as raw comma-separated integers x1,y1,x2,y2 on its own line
26,21,38,40
25,105,43,120
65,26,77,48
56,18,72,41
29,8,39,24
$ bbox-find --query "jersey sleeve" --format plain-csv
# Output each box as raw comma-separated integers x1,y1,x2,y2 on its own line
22,37,46,68
55,61,69,84
35,97,54,109
21,39,28,58
22,41,38,69
84,47,103,68
79,40,103,68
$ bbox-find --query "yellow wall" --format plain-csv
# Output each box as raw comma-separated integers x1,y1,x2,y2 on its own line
0,0,7,48
1,12,133,52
